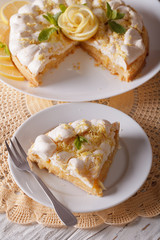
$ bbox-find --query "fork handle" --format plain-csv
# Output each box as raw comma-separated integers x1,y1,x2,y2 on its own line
30,171,77,226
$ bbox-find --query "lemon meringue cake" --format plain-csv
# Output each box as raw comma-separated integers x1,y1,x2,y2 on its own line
9,0,148,86
27,119,120,196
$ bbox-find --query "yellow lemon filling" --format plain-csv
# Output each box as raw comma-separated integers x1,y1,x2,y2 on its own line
58,4,99,41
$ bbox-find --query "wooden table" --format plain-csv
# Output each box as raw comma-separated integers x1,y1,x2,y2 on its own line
0,213,159,240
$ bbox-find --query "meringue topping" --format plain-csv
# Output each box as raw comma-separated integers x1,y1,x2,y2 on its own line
32,135,57,161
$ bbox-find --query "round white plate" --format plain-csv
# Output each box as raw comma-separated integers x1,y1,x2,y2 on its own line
0,0,160,101
8,103,152,212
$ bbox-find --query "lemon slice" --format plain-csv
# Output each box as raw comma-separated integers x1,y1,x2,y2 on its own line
0,21,10,60
58,4,99,41
0,0,29,25
0,59,13,65
0,64,25,81
0,28,10,45
0,58,15,68
0,48,10,61
0,20,9,41
0,63,14,68
0,20,10,48
0,23,10,60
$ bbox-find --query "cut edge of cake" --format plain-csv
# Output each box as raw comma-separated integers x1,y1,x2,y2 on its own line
81,27,149,82
12,26,149,86
12,44,77,87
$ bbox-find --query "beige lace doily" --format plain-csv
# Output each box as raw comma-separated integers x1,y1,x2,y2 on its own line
0,73,160,228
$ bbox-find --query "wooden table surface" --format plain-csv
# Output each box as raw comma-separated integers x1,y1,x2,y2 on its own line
0,213,159,240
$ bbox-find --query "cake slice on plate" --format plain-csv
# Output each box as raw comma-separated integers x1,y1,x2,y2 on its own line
27,119,120,196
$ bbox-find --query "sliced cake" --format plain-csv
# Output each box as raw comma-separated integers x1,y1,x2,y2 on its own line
9,0,149,86
27,119,120,196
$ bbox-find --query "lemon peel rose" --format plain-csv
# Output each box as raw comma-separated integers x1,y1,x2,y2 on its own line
58,4,99,41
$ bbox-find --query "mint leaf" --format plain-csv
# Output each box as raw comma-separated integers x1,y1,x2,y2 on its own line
106,2,125,20
54,12,62,23
0,41,10,56
74,136,82,150
43,14,51,23
43,12,62,27
38,27,56,42
74,135,88,150
106,2,112,19
40,10,63,42
108,20,126,34
106,2,126,34
111,10,117,19
5,45,10,56
43,12,61,26
115,12,125,20
0,41,5,48
59,4,67,13
79,136,88,143
43,12,57,26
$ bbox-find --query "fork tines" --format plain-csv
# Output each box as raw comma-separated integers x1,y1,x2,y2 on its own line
5,138,27,168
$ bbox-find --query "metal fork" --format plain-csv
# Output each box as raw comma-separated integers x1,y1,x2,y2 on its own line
5,137,77,227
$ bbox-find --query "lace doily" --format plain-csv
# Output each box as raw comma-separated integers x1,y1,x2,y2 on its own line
0,72,160,228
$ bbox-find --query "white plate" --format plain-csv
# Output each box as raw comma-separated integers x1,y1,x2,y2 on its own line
8,103,152,213
0,0,160,101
